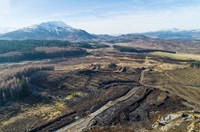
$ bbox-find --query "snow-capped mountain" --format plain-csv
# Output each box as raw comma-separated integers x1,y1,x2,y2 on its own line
1,23,200,41
140,28,200,40
21,21,76,33
0,21,96,41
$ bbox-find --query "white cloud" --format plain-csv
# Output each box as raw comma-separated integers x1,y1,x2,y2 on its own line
68,5,200,34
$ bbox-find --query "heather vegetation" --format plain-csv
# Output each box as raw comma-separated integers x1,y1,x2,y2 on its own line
0,46,199,131
1,24,200,132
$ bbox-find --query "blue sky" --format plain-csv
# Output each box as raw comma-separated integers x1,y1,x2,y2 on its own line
1,0,200,34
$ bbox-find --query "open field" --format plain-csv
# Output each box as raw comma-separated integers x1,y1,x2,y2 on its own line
114,39,200,54
151,52,200,61
144,68,200,108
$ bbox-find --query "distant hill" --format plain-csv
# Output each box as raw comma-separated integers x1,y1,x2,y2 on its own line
93,34,150,43
0,21,96,42
0,21,153,43
1,21,200,41
138,28,200,40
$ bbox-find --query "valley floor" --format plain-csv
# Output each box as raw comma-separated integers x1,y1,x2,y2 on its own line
0,46,200,132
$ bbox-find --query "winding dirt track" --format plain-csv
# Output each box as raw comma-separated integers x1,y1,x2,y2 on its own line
57,87,141,132
56,69,147,132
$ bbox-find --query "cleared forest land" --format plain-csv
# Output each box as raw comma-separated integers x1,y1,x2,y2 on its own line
0,40,200,132
144,68,200,108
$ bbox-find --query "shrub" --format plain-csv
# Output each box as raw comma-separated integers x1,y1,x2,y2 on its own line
108,63,118,69
190,61,200,68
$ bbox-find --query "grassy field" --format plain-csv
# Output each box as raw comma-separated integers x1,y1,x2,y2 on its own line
151,52,200,61
0,101,71,132
0,45,200,131
144,68,200,109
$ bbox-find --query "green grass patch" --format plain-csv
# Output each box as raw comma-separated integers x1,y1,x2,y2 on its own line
66,92,87,100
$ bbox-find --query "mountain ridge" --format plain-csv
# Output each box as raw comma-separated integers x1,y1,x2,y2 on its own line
1,22,200,41
0,21,96,42
137,28,200,40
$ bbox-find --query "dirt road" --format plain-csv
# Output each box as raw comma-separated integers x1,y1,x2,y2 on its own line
57,69,147,132
56,86,141,132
